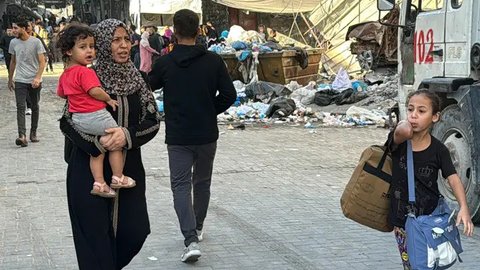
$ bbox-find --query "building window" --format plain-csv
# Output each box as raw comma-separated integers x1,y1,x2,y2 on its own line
420,0,445,11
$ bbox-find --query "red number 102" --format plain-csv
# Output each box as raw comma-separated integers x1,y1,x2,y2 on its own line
414,29,434,64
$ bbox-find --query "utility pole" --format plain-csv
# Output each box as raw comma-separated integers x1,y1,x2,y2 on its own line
99,0,105,20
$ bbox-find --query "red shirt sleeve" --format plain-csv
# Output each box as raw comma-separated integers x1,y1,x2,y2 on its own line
57,76,65,97
78,66,102,93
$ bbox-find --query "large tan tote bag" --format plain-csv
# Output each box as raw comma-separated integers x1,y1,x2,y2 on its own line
340,145,393,232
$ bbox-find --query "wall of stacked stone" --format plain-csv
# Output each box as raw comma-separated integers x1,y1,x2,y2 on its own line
201,1,314,46
201,0,230,33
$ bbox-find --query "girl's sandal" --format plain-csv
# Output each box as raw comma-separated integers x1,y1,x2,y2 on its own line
90,182,116,198
111,175,136,189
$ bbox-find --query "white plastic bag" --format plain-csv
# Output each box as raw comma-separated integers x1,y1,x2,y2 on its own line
332,67,352,91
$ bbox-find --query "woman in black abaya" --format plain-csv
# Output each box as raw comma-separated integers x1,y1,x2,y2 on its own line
60,19,160,269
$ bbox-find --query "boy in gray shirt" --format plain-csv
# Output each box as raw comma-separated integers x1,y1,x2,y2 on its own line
8,19,46,147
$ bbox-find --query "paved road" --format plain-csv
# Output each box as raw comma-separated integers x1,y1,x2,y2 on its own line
0,75,479,269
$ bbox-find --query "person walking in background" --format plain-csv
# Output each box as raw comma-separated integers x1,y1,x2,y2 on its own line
149,9,236,263
147,26,164,64
25,21,49,115
161,26,175,55
36,22,54,73
8,19,46,147
163,25,173,41
46,36,55,73
129,24,141,64
139,31,159,74
51,25,62,62
33,18,41,35
0,27,14,75
36,21,49,47
59,19,160,269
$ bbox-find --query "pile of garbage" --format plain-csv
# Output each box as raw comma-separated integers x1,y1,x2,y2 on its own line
355,71,399,109
216,68,398,128
208,25,293,55
154,70,397,128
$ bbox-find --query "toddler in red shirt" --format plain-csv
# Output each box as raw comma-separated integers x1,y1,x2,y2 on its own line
56,24,136,198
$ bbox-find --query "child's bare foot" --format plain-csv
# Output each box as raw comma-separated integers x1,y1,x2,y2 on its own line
111,175,136,189
90,182,116,198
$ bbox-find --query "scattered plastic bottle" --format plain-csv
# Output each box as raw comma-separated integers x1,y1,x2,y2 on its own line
304,122,315,129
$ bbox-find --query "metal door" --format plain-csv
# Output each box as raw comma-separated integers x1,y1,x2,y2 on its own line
444,0,472,77
414,2,446,88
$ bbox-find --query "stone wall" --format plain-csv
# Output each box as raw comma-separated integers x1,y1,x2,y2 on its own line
201,0,229,32
200,1,315,46
257,13,313,46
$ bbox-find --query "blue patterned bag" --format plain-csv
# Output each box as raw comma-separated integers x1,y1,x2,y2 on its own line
405,198,463,269
404,140,463,270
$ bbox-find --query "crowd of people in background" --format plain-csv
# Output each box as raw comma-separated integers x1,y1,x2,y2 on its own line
126,21,224,77
1,16,68,75
1,14,279,79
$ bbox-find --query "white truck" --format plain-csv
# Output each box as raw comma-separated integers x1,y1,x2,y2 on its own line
378,0,480,223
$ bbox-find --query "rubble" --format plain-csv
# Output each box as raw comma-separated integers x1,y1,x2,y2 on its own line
152,62,398,129
356,71,398,107
215,68,398,129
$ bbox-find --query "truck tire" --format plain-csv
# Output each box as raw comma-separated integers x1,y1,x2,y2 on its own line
432,104,480,223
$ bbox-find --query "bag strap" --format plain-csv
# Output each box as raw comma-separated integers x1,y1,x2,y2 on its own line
407,140,416,203
406,140,442,204
377,146,390,171
377,134,394,171
443,229,464,257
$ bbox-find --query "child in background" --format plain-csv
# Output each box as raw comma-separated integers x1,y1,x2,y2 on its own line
257,24,266,41
56,24,136,198
387,89,474,269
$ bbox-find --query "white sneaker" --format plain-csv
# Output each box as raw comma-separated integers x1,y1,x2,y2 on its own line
181,242,201,262
25,108,32,115
196,229,204,242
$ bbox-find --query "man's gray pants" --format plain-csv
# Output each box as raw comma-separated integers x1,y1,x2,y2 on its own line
167,142,217,247
14,82,41,136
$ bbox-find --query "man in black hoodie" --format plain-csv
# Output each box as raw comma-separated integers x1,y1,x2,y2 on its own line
149,9,236,263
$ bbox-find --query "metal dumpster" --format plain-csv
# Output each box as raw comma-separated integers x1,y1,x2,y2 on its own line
222,48,324,86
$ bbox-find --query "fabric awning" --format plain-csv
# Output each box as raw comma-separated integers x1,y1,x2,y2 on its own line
212,0,319,13
138,0,202,14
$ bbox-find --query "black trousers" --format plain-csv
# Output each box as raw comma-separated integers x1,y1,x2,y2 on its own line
167,142,217,246
14,82,40,136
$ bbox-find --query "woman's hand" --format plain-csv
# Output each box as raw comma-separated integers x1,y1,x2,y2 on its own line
456,208,474,236
100,127,126,151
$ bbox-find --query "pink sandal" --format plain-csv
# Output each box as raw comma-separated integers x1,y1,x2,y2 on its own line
111,175,136,189
90,182,116,198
